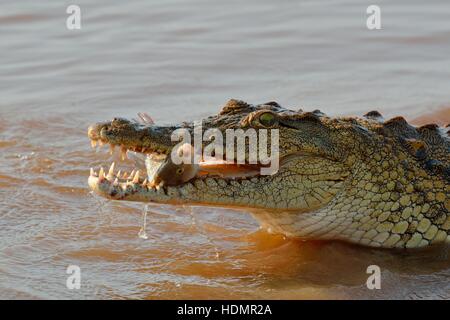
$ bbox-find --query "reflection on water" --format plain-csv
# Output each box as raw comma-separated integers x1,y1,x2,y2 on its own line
0,0,449,299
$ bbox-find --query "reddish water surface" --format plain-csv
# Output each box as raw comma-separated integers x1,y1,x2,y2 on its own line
0,0,449,299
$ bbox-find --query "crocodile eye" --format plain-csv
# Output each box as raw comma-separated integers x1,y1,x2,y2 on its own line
259,112,276,127
176,167,184,175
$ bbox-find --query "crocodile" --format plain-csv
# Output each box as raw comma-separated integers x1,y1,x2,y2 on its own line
87,99,450,248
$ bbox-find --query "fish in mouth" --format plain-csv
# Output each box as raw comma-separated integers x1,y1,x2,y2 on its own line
87,99,450,248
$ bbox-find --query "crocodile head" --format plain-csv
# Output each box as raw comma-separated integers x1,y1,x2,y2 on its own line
88,99,450,248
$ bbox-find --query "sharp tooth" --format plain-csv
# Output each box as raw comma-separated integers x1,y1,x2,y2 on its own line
155,181,165,191
142,178,148,185
108,162,115,175
109,144,115,155
91,140,97,148
116,170,121,178
123,172,128,179
113,178,119,186
132,170,140,184
90,168,94,176
99,166,105,178
130,170,135,178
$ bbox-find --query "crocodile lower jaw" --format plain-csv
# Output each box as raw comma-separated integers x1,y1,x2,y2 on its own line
88,169,178,203
87,163,270,207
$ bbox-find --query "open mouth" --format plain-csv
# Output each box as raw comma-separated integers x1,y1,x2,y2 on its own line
87,137,269,194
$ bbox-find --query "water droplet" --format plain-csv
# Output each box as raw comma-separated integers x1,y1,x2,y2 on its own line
138,204,149,239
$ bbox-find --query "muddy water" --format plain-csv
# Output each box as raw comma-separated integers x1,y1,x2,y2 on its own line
1,0,449,299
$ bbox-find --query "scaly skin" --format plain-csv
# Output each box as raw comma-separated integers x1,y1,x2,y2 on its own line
87,100,450,248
